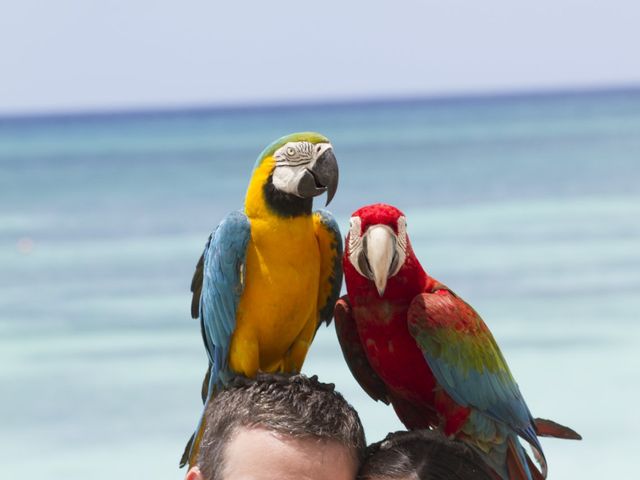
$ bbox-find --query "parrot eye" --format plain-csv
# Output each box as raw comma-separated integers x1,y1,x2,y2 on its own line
286,147,296,156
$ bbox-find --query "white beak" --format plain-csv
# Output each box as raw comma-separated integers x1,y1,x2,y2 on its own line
365,225,396,297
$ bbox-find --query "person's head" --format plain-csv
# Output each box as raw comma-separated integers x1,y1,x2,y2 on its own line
358,430,494,480
186,373,366,480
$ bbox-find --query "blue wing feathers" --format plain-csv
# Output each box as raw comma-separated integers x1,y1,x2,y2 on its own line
198,210,251,393
181,212,250,468
426,348,539,446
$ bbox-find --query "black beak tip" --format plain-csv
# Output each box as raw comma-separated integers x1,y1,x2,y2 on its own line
318,149,338,206
325,181,337,206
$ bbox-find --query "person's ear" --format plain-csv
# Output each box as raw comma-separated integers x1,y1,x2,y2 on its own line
185,466,204,480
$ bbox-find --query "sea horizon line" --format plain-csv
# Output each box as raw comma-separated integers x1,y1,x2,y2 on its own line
1,83,639,123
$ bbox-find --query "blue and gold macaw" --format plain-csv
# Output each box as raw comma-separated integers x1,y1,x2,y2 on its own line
181,132,343,467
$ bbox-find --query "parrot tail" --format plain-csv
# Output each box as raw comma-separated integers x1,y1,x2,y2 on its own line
201,364,212,404
467,433,544,480
180,373,220,469
486,430,551,480
179,402,208,468
180,432,196,468
504,436,545,480
534,418,582,440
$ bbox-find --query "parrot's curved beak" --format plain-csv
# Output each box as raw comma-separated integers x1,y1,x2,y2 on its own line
297,148,339,206
365,225,396,297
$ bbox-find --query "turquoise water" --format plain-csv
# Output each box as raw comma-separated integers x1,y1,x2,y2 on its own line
1,90,639,478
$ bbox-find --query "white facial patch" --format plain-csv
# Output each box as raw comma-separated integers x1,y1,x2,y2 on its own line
347,215,408,280
348,216,365,276
271,141,332,196
391,215,408,277
274,141,315,166
271,165,304,195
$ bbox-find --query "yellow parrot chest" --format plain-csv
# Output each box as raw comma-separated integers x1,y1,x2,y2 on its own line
232,216,321,372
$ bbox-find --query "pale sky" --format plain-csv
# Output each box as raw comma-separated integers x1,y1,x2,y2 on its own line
1,0,639,114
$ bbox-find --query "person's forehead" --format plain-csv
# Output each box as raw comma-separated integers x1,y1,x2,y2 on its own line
222,426,358,480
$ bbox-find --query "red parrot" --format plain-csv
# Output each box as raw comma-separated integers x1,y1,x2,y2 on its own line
336,203,580,480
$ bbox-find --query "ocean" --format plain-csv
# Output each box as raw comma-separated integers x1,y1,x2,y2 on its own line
1,89,639,478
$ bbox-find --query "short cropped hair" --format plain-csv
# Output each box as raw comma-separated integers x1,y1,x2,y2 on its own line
196,373,366,480
358,430,494,480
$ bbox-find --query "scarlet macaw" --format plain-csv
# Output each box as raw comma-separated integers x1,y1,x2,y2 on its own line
336,203,580,480
181,132,343,467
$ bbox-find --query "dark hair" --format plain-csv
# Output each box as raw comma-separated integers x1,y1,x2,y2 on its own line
358,430,494,480
196,373,366,480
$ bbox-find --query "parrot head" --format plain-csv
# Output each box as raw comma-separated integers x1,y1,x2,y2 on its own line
252,132,339,216
345,204,414,297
